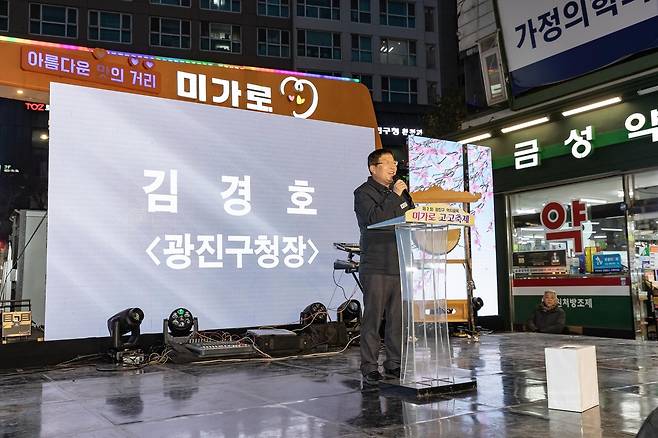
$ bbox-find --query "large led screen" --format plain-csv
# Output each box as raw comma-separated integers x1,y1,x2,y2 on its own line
45,83,373,340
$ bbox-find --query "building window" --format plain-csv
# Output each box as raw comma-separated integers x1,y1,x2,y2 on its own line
200,0,241,13
380,0,415,28
258,0,289,17
0,0,8,32
29,3,78,38
352,73,373,93
201,22,240,53
462,50,487,111
509,177,626,271
350,0,370,23
89,11,131,44
351,34,372,63
297,29,341,60
150,17,190,48
382,76,417,103
257,28,290,58
427,81,438,104
424,6,434,32
425,43,435,69
297,0,340,20
478,34,508,105
150,0,191,6
380,38,416,66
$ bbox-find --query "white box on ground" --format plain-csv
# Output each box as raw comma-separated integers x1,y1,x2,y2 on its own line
545,345,599,412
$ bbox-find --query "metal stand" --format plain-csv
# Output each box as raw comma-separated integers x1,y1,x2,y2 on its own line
333,243,364,294
352,272,364,294
462,143,478,337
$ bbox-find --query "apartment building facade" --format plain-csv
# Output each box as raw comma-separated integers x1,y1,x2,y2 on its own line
0,0,294,70
0,0,458,157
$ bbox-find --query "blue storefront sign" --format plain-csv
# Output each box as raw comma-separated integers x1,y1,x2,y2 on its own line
592,254,623,273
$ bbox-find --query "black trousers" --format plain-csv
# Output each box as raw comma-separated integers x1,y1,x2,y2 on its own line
359,273,402,375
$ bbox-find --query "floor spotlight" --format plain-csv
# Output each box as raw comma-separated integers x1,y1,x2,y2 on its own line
106,308,145,366
337,300,361,325
167,308,194,337
108,308,144,350
472,297,484,335
300,302,327,326
472,297,484,315
453,298,485,338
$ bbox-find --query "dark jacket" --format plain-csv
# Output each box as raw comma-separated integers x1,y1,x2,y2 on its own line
526,305,566,334
354,177,414,275
637,406,658,438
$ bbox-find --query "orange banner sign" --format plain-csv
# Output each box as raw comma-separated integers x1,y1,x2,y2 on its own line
21,46,161,94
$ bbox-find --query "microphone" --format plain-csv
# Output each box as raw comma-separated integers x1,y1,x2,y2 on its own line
392,175,406,190
393,175,413,206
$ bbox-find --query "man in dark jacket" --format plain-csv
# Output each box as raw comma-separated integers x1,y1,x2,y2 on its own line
354,149,414,384
526,290,566,334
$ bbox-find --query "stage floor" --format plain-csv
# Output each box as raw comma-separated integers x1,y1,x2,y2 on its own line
3,332,658,437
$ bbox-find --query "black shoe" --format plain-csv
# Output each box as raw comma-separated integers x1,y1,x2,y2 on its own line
384,367,401,378
363,370,383,385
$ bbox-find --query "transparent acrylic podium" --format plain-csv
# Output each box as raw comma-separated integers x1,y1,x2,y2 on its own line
368,206,477,398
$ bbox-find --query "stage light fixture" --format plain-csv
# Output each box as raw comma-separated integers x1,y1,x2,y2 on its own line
107,307,144,350
337,300,362,325
472,297,484,314
167,307,194,337
300,302,328,325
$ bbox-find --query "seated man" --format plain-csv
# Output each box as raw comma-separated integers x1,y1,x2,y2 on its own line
526,290,566,334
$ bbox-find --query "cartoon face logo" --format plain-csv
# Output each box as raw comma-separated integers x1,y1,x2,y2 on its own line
279,76,318,119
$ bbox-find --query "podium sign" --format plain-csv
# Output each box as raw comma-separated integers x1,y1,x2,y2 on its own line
405,203,474,227
369,209,477,397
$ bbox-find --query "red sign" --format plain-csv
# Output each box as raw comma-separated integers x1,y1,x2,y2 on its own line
541,202,566,230
541,200,587,253
24,102,48,111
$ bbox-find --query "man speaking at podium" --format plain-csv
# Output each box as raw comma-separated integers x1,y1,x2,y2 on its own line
354,149,414,384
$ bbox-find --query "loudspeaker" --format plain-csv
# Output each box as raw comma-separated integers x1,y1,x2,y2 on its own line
304,321,348,351
252,333,309,355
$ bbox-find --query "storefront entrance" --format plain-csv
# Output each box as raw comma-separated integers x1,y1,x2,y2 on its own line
628,169,658,339
508,176,635,338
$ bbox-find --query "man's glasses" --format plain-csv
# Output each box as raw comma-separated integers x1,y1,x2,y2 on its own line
375,161,398,166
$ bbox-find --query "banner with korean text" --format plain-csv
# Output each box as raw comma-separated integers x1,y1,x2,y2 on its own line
45,83,373,340
496,0,658,96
